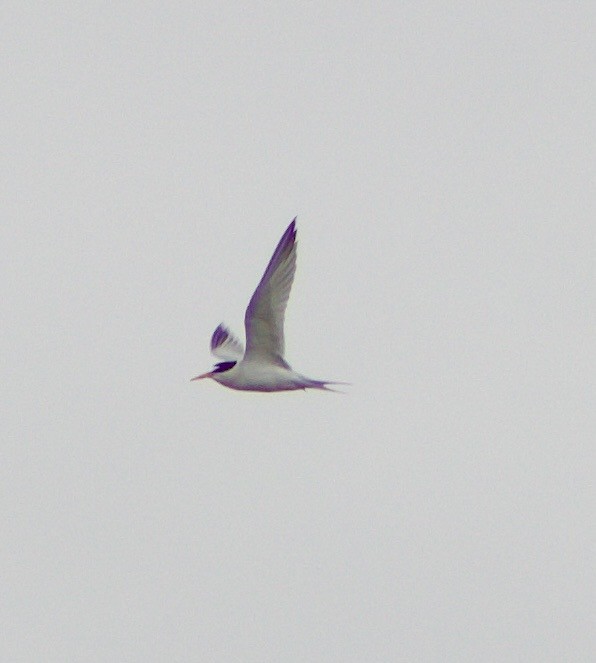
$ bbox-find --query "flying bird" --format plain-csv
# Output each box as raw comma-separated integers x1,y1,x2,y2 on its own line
192,218,344,391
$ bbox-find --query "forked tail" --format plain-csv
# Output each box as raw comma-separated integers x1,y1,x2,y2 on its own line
304,379,350,393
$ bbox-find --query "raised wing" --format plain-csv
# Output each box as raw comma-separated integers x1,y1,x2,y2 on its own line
210,324,244,361
244,219,297,366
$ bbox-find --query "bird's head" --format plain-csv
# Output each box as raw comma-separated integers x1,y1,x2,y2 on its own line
191,361,237,382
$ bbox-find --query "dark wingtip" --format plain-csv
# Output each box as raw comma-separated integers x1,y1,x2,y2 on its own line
251,218,298,291
210,323,226,347
277,218,297,251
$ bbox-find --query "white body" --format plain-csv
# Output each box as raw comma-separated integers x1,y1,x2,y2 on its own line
212,361,321,392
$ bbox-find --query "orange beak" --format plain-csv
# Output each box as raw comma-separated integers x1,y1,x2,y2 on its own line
190,371,214,381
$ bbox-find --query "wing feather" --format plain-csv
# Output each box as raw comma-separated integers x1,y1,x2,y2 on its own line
244,219,297,365
210,324,244,361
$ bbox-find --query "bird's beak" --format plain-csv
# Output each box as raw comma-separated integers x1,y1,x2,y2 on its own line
190,371,214,381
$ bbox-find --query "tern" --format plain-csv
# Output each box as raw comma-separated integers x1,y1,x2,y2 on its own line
192,218,343,392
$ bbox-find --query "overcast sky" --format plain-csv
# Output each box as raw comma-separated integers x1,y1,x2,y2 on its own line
2,2,593,661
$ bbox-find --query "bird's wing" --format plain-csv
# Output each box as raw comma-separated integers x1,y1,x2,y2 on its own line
210,324,244,361
244,219,297,366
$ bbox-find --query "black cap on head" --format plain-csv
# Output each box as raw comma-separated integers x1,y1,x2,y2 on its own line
213,361,237,373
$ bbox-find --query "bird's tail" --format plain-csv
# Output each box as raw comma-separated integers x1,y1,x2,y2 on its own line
304,379,351,393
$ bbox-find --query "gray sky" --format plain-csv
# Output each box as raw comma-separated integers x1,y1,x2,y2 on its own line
2,2,593,661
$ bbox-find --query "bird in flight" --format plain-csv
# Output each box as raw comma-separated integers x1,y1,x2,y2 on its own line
192,218,344,391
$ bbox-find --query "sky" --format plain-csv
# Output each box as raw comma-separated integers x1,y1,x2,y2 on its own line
2,2,594,661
